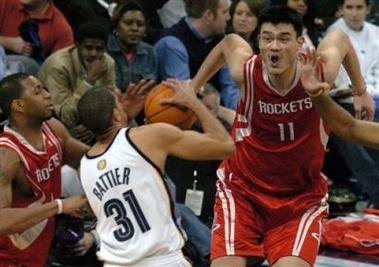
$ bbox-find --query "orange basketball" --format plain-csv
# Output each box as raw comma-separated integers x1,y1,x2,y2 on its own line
144,83,197,130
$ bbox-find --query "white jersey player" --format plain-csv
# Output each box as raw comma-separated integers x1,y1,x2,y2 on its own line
80,128,187,266
77,79,235,267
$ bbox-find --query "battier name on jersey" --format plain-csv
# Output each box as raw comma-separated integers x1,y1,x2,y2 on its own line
93,167,131,200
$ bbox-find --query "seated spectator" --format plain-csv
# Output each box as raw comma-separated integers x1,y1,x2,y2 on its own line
154,0,240,110
107,0,158,125
228,0,265,53
107,0,158,94
38,22,116,145
0,0,74,73
325,0,379,209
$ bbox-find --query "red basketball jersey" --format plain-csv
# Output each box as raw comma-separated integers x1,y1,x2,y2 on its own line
222,54,329,198
0,122,63,267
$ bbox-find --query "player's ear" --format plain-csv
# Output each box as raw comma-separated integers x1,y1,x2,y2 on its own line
11,99,25,113
297,36,305,48
112,108,121,123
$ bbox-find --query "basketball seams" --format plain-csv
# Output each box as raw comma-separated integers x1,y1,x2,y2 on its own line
144,83,196,130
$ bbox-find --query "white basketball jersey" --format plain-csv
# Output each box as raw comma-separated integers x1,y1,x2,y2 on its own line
80,128,186,266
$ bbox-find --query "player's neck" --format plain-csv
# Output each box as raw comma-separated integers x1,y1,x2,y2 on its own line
96,125,123,143
9,122,44,151
89,126,122,156
268,64,297,94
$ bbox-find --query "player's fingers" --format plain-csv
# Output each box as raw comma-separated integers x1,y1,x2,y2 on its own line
364,108,374,121
139,79,156,95
355,109,362,120
298,53,306,65
125,82,138,96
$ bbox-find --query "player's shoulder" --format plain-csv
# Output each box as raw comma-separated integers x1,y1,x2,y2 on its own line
44,118,68,142
132,123,181,136
0,138,22,167
130,123,183,147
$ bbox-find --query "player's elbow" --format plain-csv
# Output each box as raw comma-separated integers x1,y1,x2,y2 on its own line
226,141,236,157
219,138,236,159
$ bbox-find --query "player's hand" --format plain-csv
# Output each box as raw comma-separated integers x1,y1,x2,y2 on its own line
61,195,89,219
120,79,155,120
299,49,330,95
72,232,96,256
352,90,375,121
160,79,197,108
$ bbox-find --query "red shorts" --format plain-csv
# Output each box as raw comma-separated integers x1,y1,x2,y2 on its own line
0,260,21,267
211,173,329,266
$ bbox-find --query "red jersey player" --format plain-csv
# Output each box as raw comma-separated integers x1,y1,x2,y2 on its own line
0,74,89,267
190,6,374,267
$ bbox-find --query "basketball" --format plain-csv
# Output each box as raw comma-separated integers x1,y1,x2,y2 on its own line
144,83,197,130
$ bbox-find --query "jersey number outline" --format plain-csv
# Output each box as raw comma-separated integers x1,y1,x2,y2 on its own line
104,190,151,241
236,114,295,142
278,122,294,141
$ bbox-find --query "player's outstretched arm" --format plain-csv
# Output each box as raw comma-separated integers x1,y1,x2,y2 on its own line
317,30,375,120
305,92,379,149
191,34,252,93
301,47,379,149
0,147,88,235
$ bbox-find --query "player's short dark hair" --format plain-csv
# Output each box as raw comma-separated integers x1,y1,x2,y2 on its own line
0,73,30,118
257,6,303,37
75,22,108,45
78,87,115,136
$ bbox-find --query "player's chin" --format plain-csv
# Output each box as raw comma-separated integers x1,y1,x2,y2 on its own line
267,67,283,75
44,112,53,121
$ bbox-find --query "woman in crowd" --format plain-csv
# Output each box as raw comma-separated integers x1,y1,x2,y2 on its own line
106,0,158,125
107,0,158,94
228,0,265,53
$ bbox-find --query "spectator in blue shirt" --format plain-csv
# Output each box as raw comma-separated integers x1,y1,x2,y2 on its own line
107,0,158,94
154,0,240,110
